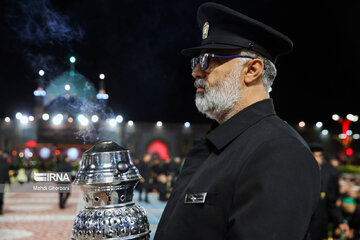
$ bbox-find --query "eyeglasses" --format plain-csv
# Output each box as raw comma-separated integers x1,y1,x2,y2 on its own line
190,53,265,71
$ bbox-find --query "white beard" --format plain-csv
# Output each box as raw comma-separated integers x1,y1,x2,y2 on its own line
194,67,242,121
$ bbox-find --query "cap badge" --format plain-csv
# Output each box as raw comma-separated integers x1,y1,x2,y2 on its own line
202,22,209,39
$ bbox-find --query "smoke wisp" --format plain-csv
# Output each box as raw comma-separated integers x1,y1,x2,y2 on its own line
5,0,84,46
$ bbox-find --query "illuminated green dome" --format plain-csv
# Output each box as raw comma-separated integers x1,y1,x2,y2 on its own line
44,70,97,106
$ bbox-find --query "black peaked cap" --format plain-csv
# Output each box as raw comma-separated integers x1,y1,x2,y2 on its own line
181,2,293,62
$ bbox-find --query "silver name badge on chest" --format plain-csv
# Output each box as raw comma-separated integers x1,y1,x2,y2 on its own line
184,192,207,204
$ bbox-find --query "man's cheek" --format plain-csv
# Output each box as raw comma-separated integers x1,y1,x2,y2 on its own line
207,75,218,89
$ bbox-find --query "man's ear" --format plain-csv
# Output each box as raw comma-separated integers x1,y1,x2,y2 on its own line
243,59,264,85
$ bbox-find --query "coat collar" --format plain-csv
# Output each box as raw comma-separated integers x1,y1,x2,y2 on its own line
206,98,276,151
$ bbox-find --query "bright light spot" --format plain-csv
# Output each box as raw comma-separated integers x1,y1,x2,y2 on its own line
116,115,123,123
68,117,74,123
353,134,360,140
19,152,24,158
4,117,10,123
20,115,29,125
64,84,71,91
109,118,117,127
42,113,49,121
15,112,22,120
69,56,76,63
321,129,329,136
184,122,191,128
99,73,105,79
96,93,109,100
339,133,347,139
67,148,79,161
55,150,61,155
346,130,353,136
156,121,163,127
298,121,306,128
347,114,355,121
28,152,33,158
332,114,340,121
316,122,323,128
353,115,359,122
91,115,99,123
39,147,51,159
12,150,17,156
52,114,64,125
39,70,45,76
28,116,34,122
127,120,134,126
77,114,89,126
268,87,272,93
33,89,46,96
346,148,354,156
24,148,31,159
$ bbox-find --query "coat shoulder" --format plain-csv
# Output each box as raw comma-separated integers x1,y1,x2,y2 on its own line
231,115,319,178
247,115,310,152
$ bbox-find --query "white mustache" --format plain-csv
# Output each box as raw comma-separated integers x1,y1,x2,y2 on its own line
194,78,207,90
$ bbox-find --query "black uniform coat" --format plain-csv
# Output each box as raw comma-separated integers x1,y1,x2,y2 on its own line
154,99,320,240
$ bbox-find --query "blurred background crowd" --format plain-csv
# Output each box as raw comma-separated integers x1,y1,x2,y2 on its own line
133,153,182,203
307,143,360,240
2,140,360,239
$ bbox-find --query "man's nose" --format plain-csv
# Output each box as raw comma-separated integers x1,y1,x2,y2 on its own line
191,64,206,79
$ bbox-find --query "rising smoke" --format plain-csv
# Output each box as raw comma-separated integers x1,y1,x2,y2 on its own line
5,0,84,46
4,0,84,79
4,0,117,143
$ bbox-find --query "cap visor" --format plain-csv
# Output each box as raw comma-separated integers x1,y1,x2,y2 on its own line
181,43,243,57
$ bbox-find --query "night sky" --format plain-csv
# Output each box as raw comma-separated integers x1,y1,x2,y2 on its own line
0,0,359,126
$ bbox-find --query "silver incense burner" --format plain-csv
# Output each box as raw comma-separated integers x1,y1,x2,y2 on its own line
72,141,150,240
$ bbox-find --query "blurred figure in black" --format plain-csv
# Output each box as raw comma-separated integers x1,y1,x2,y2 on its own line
329,156,340,168
135,154,151,203
348,185,360,204
337,197,360,239
56,156,72,209
149,154,162,194
162,157,181,199
24,159,32,183
156,173,169,202
161,158,171,176
0,150,10,215
307,142,350,239
152,155,174,201
164,157,180,178
133,157,141,196
151,154,163,177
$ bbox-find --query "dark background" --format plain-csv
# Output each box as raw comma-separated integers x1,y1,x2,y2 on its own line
0,0,359,125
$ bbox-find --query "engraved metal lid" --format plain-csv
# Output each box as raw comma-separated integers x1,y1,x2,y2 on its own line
73,141,141,185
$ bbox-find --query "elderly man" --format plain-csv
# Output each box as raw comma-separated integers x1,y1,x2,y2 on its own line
154,3,320,240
